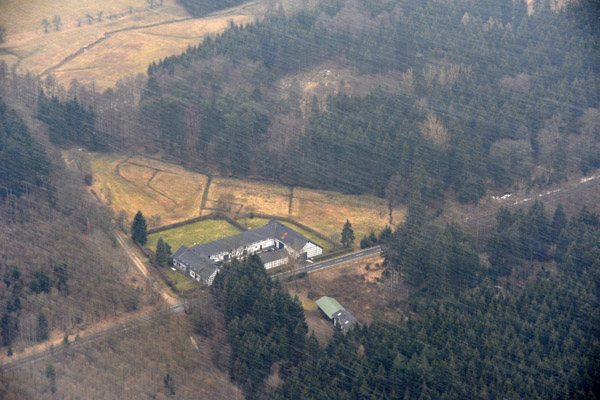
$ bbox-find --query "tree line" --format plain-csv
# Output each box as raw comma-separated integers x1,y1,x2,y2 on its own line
284,202,599,398
211,254,308,396
0,97,50,200
210,202,599,398
140,0,598,205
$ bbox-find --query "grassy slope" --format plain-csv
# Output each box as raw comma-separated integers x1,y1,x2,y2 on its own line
88,154,404,250
0,0,297,88
85,152,207,226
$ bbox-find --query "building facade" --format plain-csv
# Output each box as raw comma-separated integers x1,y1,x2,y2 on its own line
172,219,323,285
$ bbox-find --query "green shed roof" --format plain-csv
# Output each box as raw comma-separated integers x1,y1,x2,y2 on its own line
316,296,345,319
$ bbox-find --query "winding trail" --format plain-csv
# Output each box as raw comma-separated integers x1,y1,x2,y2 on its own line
116,158,177,203
40,17,193,77
40,0,263,78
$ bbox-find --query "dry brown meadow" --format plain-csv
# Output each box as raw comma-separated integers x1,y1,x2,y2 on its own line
85,153,405,246
0,0,272,88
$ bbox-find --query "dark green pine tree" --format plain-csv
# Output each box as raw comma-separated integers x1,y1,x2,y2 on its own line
155,237,168,267
37,313,49,342
341,220,355,248
131,211,148,245
551,204,567,243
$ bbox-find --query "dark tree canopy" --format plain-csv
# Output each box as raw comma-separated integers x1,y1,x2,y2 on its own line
131,211,148,245
0,97,50,199
341,220,355,248
176,0,247,17
143,0,598,207
155,237,172,267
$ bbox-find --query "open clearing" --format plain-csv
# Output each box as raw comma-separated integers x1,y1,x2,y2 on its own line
147,219,242,251
86,153,404,248
82,153,208,226
292,187,404,242
0,0,302,89
207,177,292,216
284,254,405,343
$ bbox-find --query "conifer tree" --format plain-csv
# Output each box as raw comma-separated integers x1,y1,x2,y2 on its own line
131,211,148,245
37,313,49,342
155,237,170,267
341,220,355,248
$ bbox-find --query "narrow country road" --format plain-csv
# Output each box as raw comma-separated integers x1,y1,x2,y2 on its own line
0,232,183,374
114,230,179,306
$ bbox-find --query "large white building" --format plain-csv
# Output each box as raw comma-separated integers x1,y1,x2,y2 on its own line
172,219,323,285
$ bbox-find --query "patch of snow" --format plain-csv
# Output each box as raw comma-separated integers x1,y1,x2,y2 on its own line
580,175,598,183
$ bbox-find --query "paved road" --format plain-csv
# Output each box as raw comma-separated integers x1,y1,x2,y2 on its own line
273,246,382,280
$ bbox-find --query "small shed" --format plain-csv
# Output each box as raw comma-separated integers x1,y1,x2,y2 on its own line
316,296,357,332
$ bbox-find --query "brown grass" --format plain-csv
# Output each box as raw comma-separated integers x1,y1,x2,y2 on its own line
51,14,252,88
1,312,240,399
207,177,291,216
86,153,404,247
292,187,405,243
85,153,207,225
119,162,156,187
284,254,405,343
0,0,300,89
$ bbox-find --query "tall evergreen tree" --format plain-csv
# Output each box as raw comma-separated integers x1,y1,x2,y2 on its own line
551,204,567,243
131,211,148,245
341,220,355,248
155,237,171,267
37,313,49,342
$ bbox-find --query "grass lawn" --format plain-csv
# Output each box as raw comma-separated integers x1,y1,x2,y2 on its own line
236,217,271,230
163,266,199,292
147,219,242,251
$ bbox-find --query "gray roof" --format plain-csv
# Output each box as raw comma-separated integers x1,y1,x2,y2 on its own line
172,220,318,279
333,309,357,331
258,248,289,265
174,245,207,270
172,245,189,260
189,219,313,256
191,261,219,282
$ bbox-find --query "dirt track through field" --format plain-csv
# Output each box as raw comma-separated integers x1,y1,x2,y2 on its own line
40,1,262,78
40,17,192,76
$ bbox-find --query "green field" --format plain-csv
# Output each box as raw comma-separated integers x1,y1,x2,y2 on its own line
147,219,242,251
163,266,199,291
236,217,270,230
